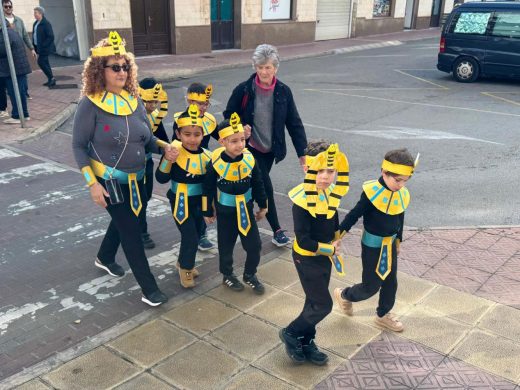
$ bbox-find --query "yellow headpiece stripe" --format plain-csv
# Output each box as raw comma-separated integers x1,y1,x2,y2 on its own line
139,84,165,101
176,104,203,128
91,31,127,57
218,112,244,139
306,144,345,171
187,84,213,102
381,160,414,176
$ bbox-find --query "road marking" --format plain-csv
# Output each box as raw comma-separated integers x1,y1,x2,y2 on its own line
0,163,67,184
0,302,49,335
305,88,520,118
481,92,520,107
309,87,443,91
394,69,449,89
0,148,21,159
343,54,408,58
302,123,504,145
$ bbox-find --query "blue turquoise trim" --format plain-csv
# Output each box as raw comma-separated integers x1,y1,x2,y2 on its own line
218,189,252,207
242,157,253,170
99,166,145,184
145,152,153,160
369,185,385,202
170,181,203,196
361,231,396,248
84,172,92,182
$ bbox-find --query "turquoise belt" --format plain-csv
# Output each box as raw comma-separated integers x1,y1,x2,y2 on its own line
218,188,252,207
361,230,396,248
171,181,203,196
145,152,153,161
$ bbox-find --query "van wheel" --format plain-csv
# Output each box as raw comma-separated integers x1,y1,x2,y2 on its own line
453,57,479,83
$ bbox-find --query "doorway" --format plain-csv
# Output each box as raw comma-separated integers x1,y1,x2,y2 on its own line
130,0,171,56
430,0,444,27
404,0,416,29
211,0,234,50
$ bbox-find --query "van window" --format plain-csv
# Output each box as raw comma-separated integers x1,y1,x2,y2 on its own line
490,12,520,38
449,12,492,34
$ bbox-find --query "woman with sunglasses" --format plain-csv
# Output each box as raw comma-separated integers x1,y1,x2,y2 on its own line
72,32,178,307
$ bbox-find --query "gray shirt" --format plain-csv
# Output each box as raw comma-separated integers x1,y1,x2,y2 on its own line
72,96,159,173
251,84,274,153
11,15,34,50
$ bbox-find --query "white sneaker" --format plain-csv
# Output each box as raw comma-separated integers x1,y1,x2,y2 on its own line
0,110,9,117
3,118,20,124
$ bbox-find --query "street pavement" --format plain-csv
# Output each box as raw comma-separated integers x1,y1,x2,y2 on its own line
1,28,520,389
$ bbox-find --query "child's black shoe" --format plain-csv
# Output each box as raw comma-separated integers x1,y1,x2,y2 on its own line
223,274,244,291
243,273,265,295
279,328,306,364
302,339,329,365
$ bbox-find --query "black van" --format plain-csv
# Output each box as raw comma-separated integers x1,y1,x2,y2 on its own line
437,2,520,82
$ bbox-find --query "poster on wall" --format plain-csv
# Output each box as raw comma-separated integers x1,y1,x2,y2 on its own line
262,0,291,20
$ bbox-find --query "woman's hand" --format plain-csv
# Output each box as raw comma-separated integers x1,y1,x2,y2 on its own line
243,124,252,140
255,208,267,221
164,144,179,162
298,156,306,172
204,216,216,224
332,240,341,253
90,182,109,208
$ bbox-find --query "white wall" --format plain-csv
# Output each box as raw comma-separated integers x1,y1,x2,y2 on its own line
418,0,433,17
91,0,132,30
175,0,210,26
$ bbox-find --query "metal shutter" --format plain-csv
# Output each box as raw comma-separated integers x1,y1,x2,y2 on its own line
315,0,353,40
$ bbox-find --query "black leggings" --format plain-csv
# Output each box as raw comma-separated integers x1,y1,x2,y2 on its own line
217,202,262,276
97,178,159,296
249,148,280,232
343,242,398,318
287,252,332,341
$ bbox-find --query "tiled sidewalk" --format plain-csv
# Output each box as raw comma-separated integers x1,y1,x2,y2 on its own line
11,240,520,390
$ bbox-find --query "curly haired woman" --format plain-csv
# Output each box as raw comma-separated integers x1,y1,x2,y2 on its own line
72,32,178,307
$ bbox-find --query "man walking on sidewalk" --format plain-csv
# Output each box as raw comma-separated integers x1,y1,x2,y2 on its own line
32,6,55,88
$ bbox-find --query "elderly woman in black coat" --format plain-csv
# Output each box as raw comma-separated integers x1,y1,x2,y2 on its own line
224,44,307,247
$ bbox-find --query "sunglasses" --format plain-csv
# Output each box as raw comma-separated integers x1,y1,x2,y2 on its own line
104,63,131,73
4,5,12,9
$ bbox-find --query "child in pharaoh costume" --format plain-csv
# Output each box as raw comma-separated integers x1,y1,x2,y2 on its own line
280,141,349,365
334,148,418,333
138,78,170,249
155,104,212,289
202,113,268,294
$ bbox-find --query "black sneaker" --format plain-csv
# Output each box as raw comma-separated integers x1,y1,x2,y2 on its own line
279,328,306,364
141,233,156,249
141,290,168,307
223,274,244,291
243,273,265,295
95,258,125,277
272,229,290,247
302,339,329,365
47,78,56,88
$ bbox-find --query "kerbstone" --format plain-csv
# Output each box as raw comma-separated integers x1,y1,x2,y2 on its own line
162,296,241,336
400,307,470,354
107,319,195,367
224,367,297,389
153,341,243,389
257,258,299,289
12,379,52,390
421,285,493,324
208,314,280,361
316,312,381,358
114,373,173,389
43,347,140,390
479,304,520,342
452,329,520,382
254,345,343,388
249,291,304,327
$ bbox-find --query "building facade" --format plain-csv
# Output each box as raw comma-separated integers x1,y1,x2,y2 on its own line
16,0,455,59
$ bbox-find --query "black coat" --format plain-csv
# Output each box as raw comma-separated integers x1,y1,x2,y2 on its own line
32,17,55,56
223,73,307,163
0,28,32,77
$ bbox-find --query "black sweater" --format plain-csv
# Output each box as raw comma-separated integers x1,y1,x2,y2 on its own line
293,204,339,254
339,177,405,241
203,152,267,217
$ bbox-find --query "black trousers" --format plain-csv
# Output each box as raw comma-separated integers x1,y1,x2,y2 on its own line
139,158,154,234
169,196,204,270
287,252,333,341
0,77,7,111
36,50,54,81
343,242,398,318
96,178,159,296
249,148,280,232
217,202,262,276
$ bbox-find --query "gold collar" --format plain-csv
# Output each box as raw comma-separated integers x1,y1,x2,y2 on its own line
362,180,410,215
87,90,138,116
211,147,255,181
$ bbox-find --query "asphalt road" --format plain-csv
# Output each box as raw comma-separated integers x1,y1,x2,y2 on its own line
60,37,520,227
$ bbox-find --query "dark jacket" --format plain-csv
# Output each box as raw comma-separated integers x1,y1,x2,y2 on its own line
32,17,55,55
223,73,307,163
0,27,32,77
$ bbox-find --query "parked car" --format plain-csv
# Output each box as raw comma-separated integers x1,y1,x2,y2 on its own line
437,2,520,82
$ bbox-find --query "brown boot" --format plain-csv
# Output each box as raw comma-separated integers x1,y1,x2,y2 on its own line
176,262,199,277
374,312,404,332
334,288,353,316
179,268,195,288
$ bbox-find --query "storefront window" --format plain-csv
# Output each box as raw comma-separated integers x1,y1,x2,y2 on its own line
373,0,392,17
262,0,291,20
